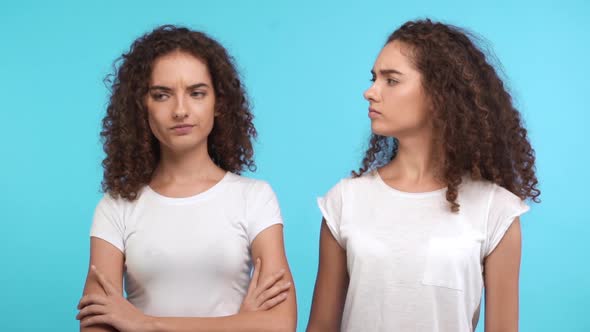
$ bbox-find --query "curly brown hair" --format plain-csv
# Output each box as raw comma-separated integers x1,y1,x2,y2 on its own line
354,19,540,212
101,25,256,200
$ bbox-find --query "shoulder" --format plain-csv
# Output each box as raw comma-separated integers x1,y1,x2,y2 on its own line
333,171,377,191
224,172,276,197
96,192,131,212
338,171,380,199
459,176,496,195
458,176,527,213
94,187,149,218
319,172,377,209
459,176,522,202
457,176,497,205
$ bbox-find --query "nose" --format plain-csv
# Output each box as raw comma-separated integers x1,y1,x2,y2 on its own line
363,82,380,103
173,98,188,120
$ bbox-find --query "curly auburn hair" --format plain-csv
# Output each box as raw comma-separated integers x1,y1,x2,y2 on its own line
101,25,256,200
354,19,540,212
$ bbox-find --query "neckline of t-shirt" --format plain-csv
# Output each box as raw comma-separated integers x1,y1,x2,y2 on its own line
373,169,447,198
145,171,232,205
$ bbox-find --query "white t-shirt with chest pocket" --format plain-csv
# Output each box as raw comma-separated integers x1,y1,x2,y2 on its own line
317,170,529,332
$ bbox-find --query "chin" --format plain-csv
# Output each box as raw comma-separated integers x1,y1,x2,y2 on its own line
370,122,398,137
163,139,204,153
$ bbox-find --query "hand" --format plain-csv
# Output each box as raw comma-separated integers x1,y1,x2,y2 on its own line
239,258,291,313
76,265,155,332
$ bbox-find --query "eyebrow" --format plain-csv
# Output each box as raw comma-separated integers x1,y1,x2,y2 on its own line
149,83,210,92
371,69,403,76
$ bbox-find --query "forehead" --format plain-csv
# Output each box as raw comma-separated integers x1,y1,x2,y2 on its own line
373,41,416,73
150,51,211,84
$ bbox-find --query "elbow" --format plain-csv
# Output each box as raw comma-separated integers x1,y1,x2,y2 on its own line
274,318,296,332
268,314,296,332
256,298,296,332
273,325,295,332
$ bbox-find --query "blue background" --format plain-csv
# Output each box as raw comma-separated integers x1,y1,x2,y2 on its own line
1,0,588,331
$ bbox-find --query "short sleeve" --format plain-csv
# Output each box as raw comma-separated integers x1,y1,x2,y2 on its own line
246,181,284,244
317,180,345,248
484,185,530,256
90,194,125,252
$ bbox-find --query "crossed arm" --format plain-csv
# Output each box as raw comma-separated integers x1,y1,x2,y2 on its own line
78,224,297,332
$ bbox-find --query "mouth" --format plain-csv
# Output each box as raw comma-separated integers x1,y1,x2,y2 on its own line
170,124,195,135
368,107,381,114
368,107,381,119
170,124,195,130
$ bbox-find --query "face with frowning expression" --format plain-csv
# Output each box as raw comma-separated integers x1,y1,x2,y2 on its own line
364,41,432,139
145,50,216,154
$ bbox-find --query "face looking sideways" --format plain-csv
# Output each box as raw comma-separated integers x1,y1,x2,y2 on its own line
364,41,432,139
145,50,216,154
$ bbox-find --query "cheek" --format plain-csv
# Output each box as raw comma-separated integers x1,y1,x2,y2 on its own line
194,99,216,127
405,101,430,126
407,90,431,126
146,110,166,141
387,87,429,124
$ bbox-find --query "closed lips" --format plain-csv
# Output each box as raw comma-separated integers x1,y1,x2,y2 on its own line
171,124,194,129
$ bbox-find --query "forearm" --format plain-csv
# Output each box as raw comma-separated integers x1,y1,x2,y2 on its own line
150,310,295,332
80,277,120,332
81,324,118,332
306,321,339,332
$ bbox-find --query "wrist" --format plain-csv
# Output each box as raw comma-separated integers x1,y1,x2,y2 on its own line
145,315,161,332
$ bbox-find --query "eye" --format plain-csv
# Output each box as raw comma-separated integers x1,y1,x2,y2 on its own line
151,93,169,101
191,91,206,98
386,78,399,85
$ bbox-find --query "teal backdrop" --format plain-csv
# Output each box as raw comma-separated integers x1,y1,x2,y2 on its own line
0,0,588,331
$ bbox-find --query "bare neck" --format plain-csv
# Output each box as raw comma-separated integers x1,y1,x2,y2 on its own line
380,130,444,191
151,141,226,189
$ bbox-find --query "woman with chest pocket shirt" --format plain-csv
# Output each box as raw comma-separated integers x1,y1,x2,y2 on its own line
307,19,539,332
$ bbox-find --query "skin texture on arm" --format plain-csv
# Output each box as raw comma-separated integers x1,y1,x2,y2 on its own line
80,237,125,332
306,220,349,332
484,218,522,332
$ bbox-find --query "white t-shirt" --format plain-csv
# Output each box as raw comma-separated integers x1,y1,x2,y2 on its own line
318,170,529,332
90,172,283,317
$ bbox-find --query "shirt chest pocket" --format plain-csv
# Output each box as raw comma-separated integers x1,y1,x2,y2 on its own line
421,236,482,291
